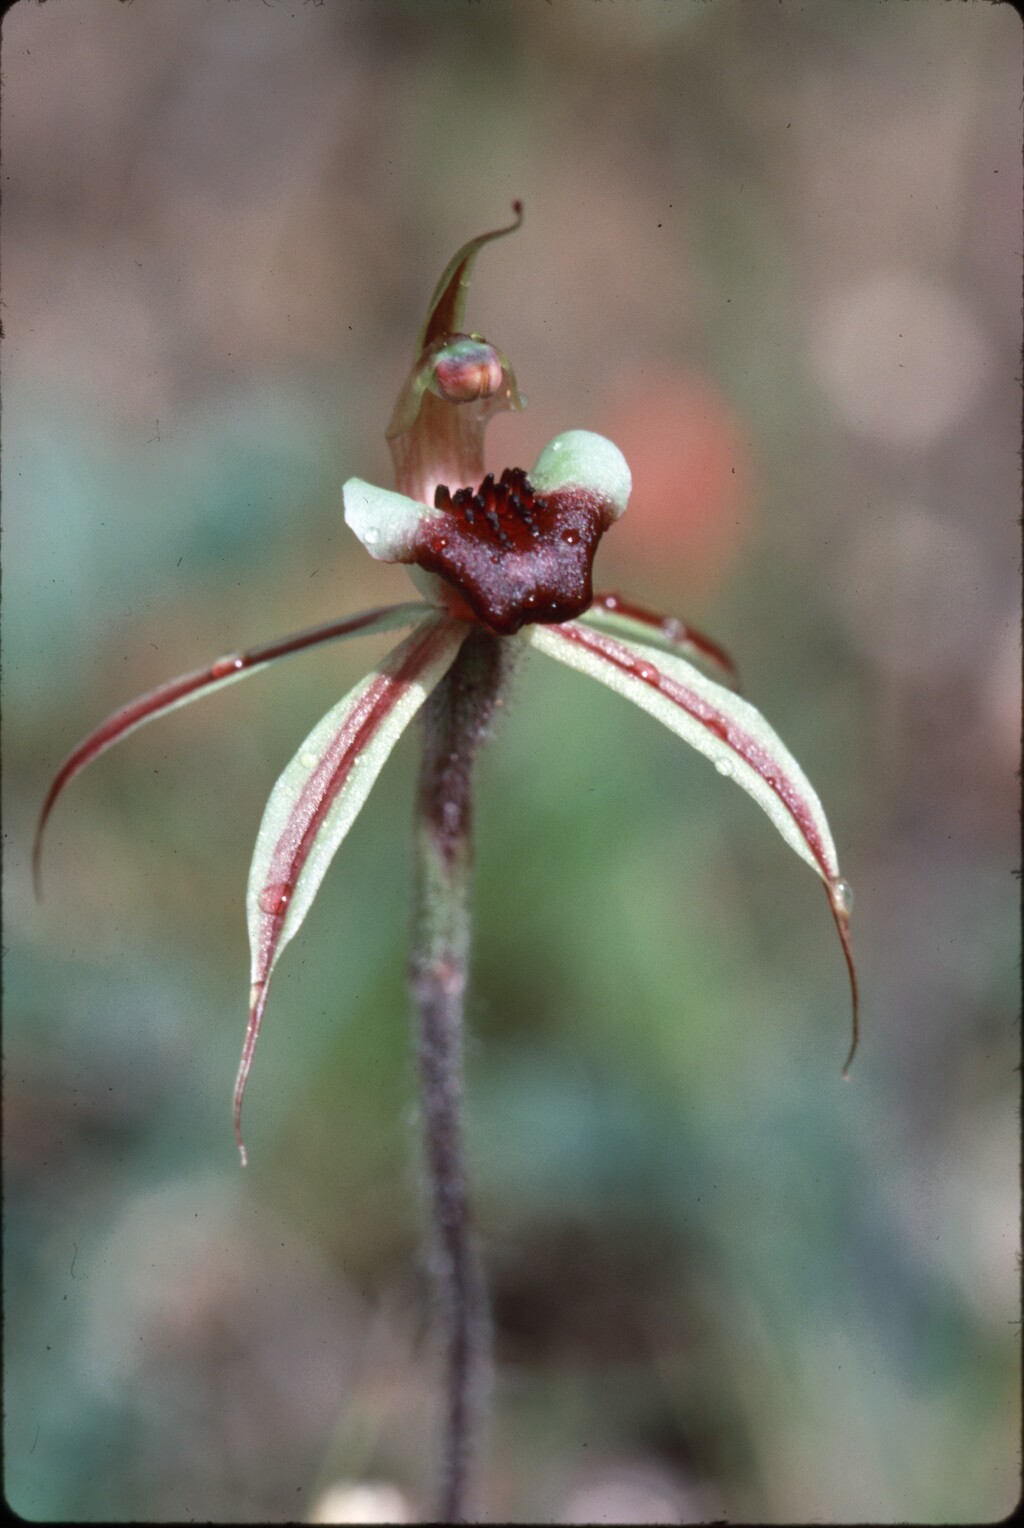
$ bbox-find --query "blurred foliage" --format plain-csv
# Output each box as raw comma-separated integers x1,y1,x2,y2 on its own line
4,1,1019,1521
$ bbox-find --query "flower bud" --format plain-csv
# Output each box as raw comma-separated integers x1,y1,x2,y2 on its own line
429,337,505,404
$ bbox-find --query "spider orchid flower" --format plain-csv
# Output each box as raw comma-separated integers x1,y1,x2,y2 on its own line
35,204,857,1164
36,203,858,1520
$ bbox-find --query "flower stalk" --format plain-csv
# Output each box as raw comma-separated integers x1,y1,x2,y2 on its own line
410,628,508,1521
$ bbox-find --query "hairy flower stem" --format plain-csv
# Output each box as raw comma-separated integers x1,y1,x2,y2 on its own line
410,627,507,1522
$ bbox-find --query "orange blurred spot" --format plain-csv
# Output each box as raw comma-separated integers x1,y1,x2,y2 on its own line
598,365,755,595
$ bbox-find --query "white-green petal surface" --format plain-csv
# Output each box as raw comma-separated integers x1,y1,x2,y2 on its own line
530,430,631,520
527,620,839,881
343,476,440,561
247,616,466,986
235,615,467,1159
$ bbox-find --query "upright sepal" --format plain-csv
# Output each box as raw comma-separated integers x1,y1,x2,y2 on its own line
414,201,524,354
236,615,468,1161
387,205,526,506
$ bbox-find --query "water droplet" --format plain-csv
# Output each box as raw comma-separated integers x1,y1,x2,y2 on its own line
603,594,620,610
661,618,684,642
551,440,563,451
259,882,292,917
443,801,461,834
430,535,449,552
833,877,854,917
364,527,380,545
561,527,580,545
211,654,244,678
637,663,658,683
715,758,735,777
300,750,318,769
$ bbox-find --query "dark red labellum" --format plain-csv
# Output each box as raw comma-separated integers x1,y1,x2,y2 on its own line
415,467,611,635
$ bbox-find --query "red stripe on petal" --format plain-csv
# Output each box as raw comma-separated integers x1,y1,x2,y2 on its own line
591,591,740,688
829,887,860,1076
249,670,395,989
33,604,417,898
34,668,210,898
555,621,834,879
233,978,270,1167
244,606,407,666
236,620,459,1159
550,620,859,1058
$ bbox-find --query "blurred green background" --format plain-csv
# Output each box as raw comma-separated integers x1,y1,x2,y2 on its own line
4,1,1020,1521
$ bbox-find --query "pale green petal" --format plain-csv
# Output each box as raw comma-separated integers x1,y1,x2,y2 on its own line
530,431,631,520
527,621,839,881
343,477,440,561
246,617,467,991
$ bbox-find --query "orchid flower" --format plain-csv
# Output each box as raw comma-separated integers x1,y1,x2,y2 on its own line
36,203,857,1521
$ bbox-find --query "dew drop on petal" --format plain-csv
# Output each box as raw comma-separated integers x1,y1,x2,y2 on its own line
300,750,318,769
661,617,684,642
715,757,735,777
833,876,854,918
561,527,580,545
637,663,658,683
259,881,292,917
211,654,245,678
364,527,380,545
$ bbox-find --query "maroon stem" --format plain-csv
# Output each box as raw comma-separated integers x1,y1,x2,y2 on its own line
410,627,506,1522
